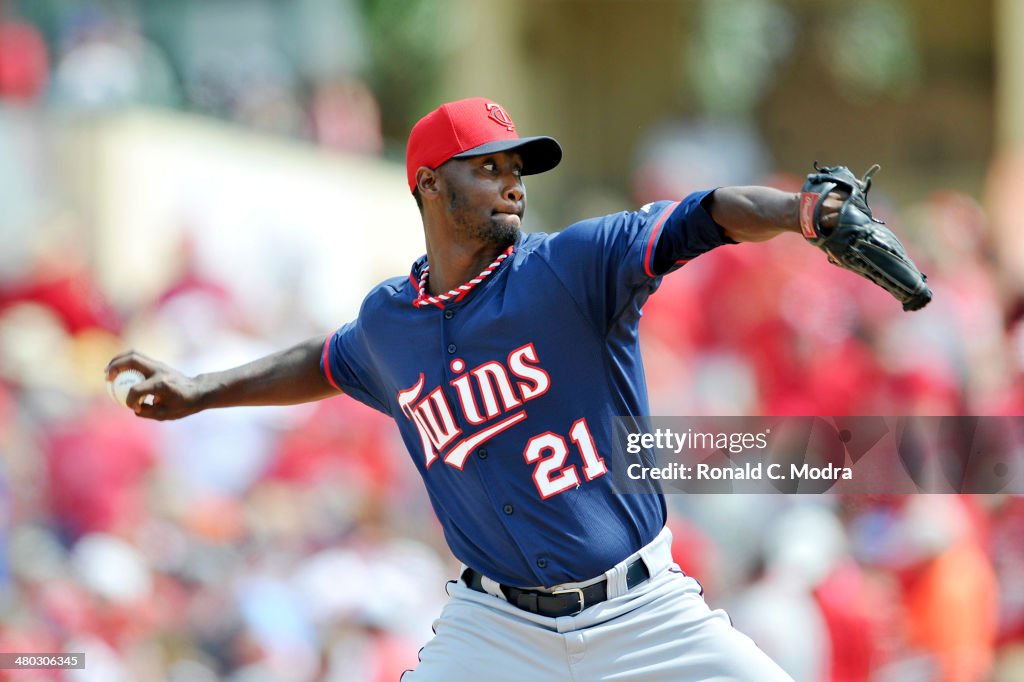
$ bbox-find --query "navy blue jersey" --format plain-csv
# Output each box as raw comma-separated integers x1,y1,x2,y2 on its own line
321,192,731,587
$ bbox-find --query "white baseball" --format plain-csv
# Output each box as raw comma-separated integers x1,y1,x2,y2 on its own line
107,369,149,407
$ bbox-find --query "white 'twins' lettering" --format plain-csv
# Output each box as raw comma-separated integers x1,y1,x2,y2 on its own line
397,343,551,467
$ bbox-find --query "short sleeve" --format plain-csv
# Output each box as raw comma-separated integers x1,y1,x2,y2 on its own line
651,189,736,276
532,191,730,333
320,319,393,416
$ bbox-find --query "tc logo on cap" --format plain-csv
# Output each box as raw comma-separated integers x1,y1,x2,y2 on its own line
487,103,515,132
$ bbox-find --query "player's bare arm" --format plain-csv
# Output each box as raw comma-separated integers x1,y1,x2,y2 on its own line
707,185,845,242
713,165,931,310
104,335,337,420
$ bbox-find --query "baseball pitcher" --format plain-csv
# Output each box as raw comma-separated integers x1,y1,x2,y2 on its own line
107,98,930,681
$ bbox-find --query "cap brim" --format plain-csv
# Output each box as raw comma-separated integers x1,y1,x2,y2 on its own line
451,136,562,176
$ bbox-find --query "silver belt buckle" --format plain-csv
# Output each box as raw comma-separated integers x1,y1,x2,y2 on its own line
551,587,585,616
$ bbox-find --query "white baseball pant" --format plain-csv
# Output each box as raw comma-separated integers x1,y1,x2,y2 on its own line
401,527,795,681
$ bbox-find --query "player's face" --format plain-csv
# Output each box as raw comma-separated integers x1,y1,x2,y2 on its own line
439,151,526,248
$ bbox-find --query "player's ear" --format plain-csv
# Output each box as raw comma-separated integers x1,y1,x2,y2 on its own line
416,167,441,200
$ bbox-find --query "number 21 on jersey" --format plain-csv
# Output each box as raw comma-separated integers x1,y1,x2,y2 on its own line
523,417,607,499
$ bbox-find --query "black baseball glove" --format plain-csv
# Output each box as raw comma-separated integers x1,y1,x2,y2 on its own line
800,163,932,311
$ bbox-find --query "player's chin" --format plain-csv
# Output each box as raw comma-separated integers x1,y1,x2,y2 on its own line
485,215,521,246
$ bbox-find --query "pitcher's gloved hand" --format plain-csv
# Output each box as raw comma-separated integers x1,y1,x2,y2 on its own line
800,163,932,311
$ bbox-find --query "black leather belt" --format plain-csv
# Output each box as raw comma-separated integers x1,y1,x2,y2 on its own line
461,558,650,618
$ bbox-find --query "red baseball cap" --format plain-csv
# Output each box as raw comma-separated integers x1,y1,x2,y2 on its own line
406,97,562,192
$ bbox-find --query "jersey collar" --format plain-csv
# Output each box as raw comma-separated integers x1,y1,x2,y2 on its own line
411,245,514,309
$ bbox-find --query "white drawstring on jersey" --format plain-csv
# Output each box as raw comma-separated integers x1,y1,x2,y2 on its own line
413,245,513,308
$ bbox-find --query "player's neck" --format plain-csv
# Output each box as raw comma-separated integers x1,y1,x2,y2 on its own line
424,241,508,295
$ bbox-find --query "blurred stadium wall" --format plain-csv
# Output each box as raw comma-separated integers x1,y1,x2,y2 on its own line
63,111,421,324
440,0,998,220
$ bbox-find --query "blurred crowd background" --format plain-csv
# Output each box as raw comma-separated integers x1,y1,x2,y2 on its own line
1,0,1023,680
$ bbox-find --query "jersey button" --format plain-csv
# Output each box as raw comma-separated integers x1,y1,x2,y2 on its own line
477,447,488,459
444,310,454,320
447,343,457,354
502,504,514,515
536,558,548,569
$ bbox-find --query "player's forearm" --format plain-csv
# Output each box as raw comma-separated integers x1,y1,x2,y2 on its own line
194,335,337,410
708,186,801,243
